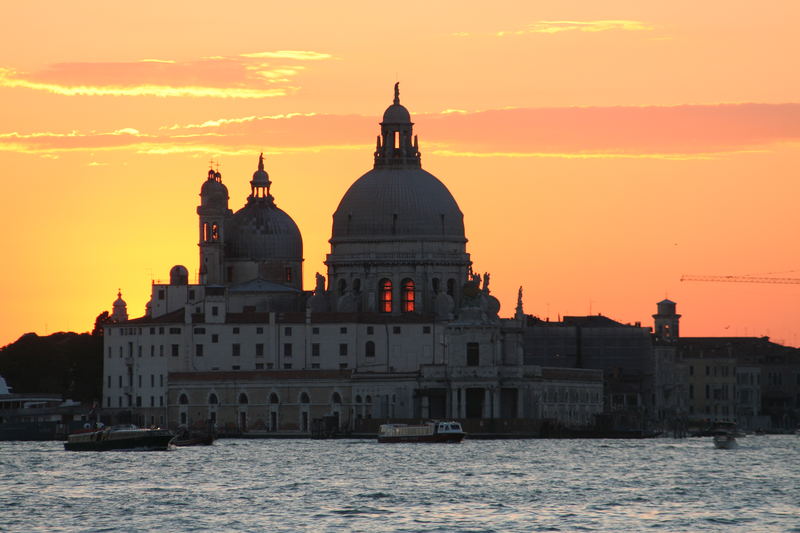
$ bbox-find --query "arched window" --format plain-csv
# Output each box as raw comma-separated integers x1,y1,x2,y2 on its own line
447,278,455,297
432,278,440,293
239,393,249,405
365,395,372,404
365,341,375,358
355,395,363,404
179,394,188,405
338,279,347,296
401,279,415,313
211,223,219,241
270,393,279,404
379,279,392,313
332,392,342,404
300,392,310,404
353,278,361,293
208,393,218,405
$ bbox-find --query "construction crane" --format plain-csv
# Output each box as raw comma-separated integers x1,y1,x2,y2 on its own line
680,274,800,285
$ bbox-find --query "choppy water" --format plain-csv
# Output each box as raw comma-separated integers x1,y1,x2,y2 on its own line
1,436,798,532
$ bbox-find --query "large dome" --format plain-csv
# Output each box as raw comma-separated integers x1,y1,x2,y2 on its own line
331,167,465,242
225,200,302,260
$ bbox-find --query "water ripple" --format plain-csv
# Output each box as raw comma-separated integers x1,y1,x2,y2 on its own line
1,437,798,531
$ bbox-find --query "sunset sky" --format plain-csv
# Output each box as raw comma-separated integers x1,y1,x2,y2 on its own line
2,1,800,347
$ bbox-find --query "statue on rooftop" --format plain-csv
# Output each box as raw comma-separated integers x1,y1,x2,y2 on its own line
315,272,325,293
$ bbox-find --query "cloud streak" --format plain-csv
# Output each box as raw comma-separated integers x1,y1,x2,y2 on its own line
456,20,652,37
2,104,798,158
239,51,333,60
0,50,332,98
518,20,652,35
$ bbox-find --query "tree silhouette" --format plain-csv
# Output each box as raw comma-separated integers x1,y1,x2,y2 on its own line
92,311,112,337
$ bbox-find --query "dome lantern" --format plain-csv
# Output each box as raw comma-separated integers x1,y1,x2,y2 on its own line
250,153,272,199
374,83,420,169
111,289,128,322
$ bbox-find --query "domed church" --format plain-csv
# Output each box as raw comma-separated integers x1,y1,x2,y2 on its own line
324,84,470,317
102,86,603,435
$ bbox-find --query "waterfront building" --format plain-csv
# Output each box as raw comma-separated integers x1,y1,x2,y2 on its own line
734,365,762,429
0,376,86,440
102,86,603,435
677,336,799,430
522,314,654,430
683,351,737,422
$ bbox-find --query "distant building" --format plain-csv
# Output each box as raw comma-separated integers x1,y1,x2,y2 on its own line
0,376,86,440
102,86,602,435
677,336,800,430
522,314,655,430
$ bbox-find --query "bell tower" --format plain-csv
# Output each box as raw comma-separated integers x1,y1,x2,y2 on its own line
198,167,231,284
653,299,681,343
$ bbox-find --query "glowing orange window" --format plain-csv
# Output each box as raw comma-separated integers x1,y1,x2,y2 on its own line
401,279,415,313
379,279,392,313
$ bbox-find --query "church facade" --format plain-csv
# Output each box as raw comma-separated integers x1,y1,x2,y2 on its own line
102,86,603,435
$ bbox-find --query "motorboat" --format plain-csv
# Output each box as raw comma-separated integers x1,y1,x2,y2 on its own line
64,425,174,451
378,421,466,443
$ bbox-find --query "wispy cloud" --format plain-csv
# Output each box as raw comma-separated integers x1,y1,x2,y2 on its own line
163,113,317,130
0,50,332,99
1,104,798,158
239,50,333,60
456,20,652,38
517,20,652,35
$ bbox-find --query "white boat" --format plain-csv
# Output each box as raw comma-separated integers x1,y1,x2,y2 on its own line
378,421,466,443
64,425,174,451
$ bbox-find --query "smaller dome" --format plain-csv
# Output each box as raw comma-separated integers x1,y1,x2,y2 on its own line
111,290,128,322
113,291,126,308
382,103,411,124
226,202,302,260
200,171,229,208
170,265,189,285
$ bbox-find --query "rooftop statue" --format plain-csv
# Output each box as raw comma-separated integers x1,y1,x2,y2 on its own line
315,272,326,293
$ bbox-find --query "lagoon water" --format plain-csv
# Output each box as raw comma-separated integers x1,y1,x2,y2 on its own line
1,436,798,532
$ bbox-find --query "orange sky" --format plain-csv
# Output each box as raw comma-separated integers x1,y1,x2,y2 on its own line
2,1,800,347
